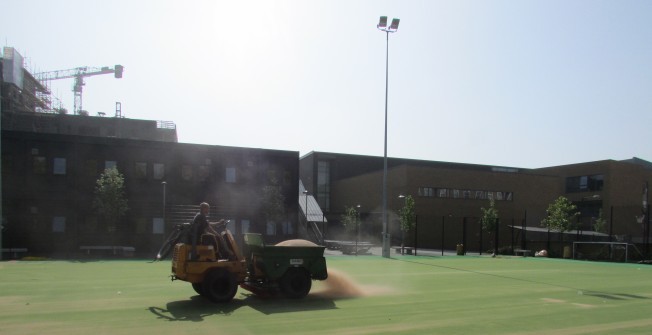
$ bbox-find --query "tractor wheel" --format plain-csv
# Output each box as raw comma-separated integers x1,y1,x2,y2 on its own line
192,283,205,296
280,268,312,299
202,269,238,303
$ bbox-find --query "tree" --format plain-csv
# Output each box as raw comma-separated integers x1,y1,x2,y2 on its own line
592,208,607,234
399,195,416,254
261,177,286,230
340,205,361,254
481,199,499,232
481,198,499,256
93,167,128,233
340,206,359,233
541,196,579,232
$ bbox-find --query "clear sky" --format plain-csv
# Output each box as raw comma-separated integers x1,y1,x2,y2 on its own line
2,0,651,169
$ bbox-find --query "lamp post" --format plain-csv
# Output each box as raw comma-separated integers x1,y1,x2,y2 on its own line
161,181,167,230
356,204,361,256
303,190,309,224
377,16,400,258
398,194,405,254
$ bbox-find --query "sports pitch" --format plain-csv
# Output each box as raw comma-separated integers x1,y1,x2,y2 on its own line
1,255,651,335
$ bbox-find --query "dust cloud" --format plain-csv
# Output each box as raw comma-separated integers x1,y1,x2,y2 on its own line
312,268,395,299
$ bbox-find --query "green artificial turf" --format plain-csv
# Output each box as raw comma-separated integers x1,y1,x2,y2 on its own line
1,256,652,335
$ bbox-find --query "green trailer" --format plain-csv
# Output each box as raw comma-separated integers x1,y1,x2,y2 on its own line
241,233,328,298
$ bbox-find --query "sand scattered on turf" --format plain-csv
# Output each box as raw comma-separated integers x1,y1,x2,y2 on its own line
572,303,597,309
312,268,395,299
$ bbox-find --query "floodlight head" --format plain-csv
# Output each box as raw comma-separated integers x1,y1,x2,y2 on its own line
390,18,400,30
398,194,405,199
378,16,387,29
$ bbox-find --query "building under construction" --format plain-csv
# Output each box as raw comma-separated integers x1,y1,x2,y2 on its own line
1,47,176,142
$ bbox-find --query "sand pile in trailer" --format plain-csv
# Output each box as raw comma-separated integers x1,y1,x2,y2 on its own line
275,239,319,247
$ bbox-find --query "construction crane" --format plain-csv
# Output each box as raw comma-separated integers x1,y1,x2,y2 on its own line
35,65,123,115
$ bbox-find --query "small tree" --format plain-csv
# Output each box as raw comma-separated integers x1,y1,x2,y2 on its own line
592,208,607,234
340,206,359,233
93,167,129,233
481,198,499,255
341,205,361,254
399,195,416,254
261,177,286,233
541,196,579,233
541,196,579,256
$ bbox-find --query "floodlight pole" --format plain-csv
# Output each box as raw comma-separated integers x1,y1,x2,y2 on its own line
378,16,399,258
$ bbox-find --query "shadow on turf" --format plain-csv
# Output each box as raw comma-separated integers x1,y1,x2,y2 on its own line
148,294,337,321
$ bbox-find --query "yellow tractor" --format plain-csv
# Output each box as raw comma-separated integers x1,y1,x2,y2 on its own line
157,223,328,303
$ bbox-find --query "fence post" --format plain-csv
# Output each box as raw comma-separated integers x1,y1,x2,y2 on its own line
511,218,515,253
441,215,445,256
495,218,499,255
646,204,650,255
522,210,527,251
414,215,418,256
479,219,483,255
609,206,613,242
462,217,467,255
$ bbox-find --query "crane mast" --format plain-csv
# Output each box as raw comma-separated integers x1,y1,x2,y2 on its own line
35,65,123,115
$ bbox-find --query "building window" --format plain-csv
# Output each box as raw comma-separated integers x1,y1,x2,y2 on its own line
266,222,277,236
281,221,293,235
52,216,66,233
105,160,117,171
33,156,47,174
241,219,250,234
317,161,330,211
134,162,147,179
438,188,449,198
53,157,67,175
153,163,165,180
566,174,604,193
181,165,193,181
152,218,165,234
226,167,236,183
419,187,434,197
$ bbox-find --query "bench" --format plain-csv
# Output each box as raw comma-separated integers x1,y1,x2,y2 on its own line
339,242,373,255
2,248,28,258
324,240,373,254
514,249,532,257
393,246,414,255
79,246,135,257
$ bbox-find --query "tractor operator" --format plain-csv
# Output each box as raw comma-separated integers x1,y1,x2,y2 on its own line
190,202,233,260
